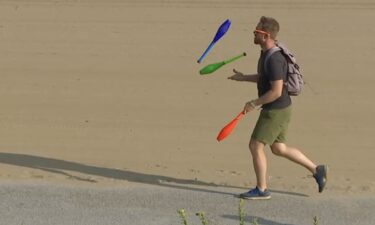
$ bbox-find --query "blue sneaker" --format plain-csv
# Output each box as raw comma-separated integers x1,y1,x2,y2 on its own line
313,165,328,193
239,187,271,200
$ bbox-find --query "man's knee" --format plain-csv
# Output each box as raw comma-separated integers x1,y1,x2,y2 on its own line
249,139,264,153
270,143,286,156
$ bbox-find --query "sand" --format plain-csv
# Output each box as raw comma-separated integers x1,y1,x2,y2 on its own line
0,0,375,199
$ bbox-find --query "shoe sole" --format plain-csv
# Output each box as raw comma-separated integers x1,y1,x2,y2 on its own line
239,195,271,200
324,165,328,180
319,165,328,193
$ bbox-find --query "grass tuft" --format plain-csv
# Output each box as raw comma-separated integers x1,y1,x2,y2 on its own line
178,209,189,225
239,199,245,225
252,217,259,225
195,212,208,225
177,201,320,225
313,216,319,225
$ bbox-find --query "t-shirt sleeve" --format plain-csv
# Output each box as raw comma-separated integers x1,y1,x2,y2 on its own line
267,53,286,81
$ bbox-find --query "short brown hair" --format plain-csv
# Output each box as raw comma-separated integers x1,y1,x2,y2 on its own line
258,16,280,39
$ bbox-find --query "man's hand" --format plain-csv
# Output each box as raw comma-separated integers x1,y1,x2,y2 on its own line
244,100,257,114
228,69,246,81
228,69,259,82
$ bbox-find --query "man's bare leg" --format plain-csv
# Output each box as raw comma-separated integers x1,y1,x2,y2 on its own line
270,142,317,174
270,142,328,192
249,139,268,191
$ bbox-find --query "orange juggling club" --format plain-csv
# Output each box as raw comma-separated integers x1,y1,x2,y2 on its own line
216,111,245,142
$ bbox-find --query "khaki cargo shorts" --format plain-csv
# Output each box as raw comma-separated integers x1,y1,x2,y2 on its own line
251,106,292,145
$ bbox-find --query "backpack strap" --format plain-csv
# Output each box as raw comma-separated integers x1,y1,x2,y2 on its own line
263,46,281,75
276,42,297,64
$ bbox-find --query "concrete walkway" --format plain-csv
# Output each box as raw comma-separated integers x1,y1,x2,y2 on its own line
0,182,373,225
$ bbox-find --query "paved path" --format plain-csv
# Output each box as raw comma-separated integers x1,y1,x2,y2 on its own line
0,182,373,225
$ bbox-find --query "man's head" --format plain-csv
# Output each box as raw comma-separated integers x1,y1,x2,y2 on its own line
253,16,279,45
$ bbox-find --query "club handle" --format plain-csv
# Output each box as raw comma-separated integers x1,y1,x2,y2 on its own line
235,111,245,120
224,52,246,65
197,42,215,63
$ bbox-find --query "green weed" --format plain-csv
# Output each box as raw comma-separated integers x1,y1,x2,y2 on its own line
239,199,245,225
177,200,319,225
195,212,208,225
178,209,188,225
313,216,319,225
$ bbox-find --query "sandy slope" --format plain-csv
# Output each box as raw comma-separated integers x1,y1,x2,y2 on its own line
0,0,374,197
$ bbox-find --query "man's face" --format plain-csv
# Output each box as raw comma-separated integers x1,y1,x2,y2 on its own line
253,24,270,45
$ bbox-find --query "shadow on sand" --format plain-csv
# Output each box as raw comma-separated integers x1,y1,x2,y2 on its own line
0,152,307,197
223,215,296,225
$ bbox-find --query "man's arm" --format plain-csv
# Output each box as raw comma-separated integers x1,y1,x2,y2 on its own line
228,69,259,83
244,79,283,113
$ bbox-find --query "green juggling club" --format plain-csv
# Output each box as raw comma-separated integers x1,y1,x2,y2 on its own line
199,52,246,75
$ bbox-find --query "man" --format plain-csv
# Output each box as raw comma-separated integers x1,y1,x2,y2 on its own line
228,16,327,200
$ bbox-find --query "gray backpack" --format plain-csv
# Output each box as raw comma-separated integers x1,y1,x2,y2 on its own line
264,43,304,96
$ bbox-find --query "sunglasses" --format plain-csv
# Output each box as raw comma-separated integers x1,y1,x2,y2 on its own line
253,29,270,36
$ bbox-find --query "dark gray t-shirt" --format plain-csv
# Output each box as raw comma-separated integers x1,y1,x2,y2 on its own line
257,49,291,110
